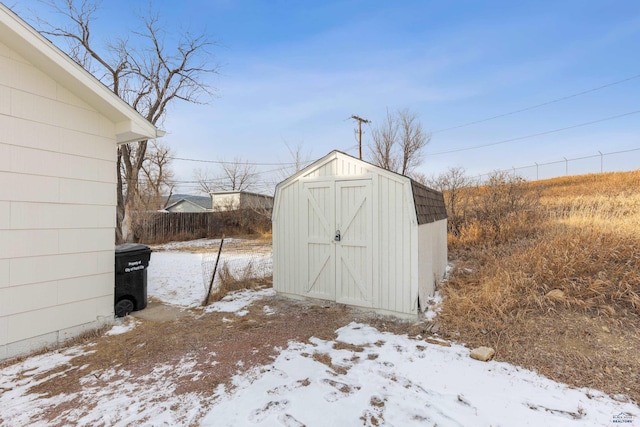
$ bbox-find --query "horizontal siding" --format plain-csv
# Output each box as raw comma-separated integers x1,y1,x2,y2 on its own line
0,201,8,229
6,294,112,344
0,114,61,153
0,171,60,203
0,259,7,288
0,229,59,258
58,273,114,305
59,127,114,161
0,36,119,357
59,178,116,205
0,48,56,99
0,142,113,182
0,85,9,115
9,88,114,139
0,316,6,349
0,281,58,316
10,203,115,230
9,251,112,287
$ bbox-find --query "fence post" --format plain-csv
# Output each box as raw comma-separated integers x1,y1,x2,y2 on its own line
598,151,603,173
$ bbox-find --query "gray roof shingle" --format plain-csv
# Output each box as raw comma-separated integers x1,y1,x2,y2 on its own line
410,180,447,225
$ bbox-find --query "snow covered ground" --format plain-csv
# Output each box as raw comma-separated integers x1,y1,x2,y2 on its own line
202,322,639,427
147,238,272,307
1,240,638,426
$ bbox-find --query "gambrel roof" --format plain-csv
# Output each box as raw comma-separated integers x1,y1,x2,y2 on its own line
275,150,446,225
410,180,447,225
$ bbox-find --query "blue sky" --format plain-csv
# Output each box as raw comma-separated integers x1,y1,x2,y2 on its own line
8,0,640,193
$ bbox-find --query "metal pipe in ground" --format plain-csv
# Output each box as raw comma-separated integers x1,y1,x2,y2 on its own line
203,235,225,306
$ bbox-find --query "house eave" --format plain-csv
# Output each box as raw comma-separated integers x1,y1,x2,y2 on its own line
0,4,160,143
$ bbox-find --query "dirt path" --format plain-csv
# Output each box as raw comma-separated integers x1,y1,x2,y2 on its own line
2,292,425,426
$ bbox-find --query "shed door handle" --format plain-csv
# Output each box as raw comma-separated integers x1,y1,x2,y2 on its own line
335,230,341,242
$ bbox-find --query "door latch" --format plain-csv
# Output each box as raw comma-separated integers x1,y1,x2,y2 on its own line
335,230,341,242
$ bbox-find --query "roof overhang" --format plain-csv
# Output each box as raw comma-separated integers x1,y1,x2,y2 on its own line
0,4,162,144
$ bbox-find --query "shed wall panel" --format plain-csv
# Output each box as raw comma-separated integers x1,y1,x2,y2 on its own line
418,223,435,304
375,176,416,315
432,219,448,281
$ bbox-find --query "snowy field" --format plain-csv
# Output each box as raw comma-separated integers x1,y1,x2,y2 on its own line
0,239,638,426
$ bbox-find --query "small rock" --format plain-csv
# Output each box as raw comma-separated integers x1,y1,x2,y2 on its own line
431,324,440,334
545,289,565,301
425,337,451,347
470,346,495,362
601,326,611,333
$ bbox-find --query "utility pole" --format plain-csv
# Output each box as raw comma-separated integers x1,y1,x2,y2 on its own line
350,115,370,159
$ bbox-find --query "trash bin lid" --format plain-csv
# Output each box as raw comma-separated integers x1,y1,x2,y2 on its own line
116,243,151,254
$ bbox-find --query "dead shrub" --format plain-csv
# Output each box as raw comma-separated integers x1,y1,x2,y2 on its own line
206,260,272,303
439,170,640,402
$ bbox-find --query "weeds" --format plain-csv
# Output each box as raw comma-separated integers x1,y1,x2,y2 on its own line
206,260,272,303
436,169,640,402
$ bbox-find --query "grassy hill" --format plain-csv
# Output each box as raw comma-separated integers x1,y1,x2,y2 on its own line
438,170,640,403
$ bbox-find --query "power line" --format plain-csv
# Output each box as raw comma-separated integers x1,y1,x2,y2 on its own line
427,109,640,156
168,156,302,166
431,72,640,134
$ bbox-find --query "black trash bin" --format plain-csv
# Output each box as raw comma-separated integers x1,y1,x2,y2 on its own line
114,243,152,317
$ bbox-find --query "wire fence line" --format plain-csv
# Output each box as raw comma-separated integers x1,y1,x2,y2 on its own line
475,147,640,183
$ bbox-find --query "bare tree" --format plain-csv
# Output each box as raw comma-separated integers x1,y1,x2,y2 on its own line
428,167,473,236
35,0,220,242
139,140,175,210
473,170,540,239
277,140,312,180
196,158,257,194
369,110,399,172
221,158,257,192
368,108,431,176
194,168,216,195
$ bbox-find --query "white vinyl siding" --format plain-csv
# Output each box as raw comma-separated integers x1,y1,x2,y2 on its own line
0,34,117,359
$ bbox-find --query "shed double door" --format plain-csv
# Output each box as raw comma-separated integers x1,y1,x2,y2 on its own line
302,178,373,307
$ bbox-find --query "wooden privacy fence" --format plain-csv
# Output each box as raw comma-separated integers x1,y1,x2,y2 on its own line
133,210,271,243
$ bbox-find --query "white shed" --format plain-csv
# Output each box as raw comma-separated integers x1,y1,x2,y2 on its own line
0,5,160,359
272,150,447,319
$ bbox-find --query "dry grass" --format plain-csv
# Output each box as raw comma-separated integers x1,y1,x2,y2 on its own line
439,169,640,402
206,264,272,304
6,292,416,426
